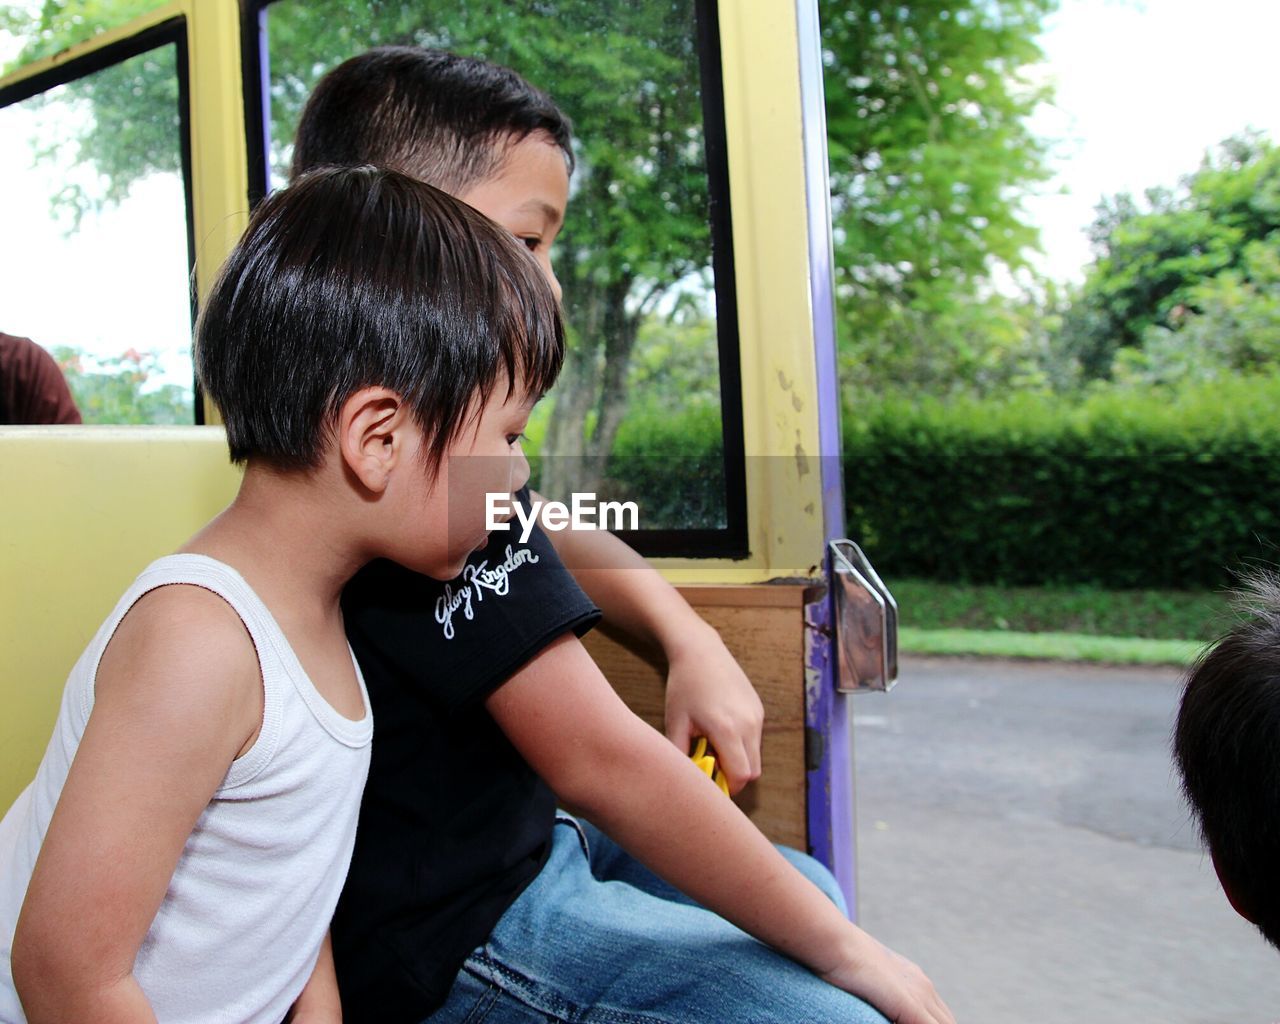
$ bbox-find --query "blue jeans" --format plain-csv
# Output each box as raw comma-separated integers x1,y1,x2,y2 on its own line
426,816,889,1024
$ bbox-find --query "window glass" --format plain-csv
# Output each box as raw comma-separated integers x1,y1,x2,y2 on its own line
258,0,738,538
0,40,194,424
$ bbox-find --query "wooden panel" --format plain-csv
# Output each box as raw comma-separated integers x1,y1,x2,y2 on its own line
581,585,808,848
679,583,822,609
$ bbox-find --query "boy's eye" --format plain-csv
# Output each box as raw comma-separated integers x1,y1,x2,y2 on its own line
506,432,527,446
519,236,540,252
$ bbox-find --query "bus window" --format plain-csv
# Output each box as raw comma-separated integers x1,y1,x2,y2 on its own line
247,0,746,555
0,24,196,425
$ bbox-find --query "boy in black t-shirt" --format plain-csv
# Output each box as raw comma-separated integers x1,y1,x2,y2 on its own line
297,48,953,1024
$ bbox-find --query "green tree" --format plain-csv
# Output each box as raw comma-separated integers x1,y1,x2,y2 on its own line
837,283,1068,398
821,0,1056,397
268,1,716,497
626,310,721,415
1111,236,1280,387
1063,132,1280,381
4,1,178,226
54,346,193,424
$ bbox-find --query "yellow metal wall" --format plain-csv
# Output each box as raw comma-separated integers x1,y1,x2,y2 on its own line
185,0,251,312
657,0,827,583
0,428,242,810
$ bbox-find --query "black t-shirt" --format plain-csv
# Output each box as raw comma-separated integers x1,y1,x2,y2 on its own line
333,487,600,1020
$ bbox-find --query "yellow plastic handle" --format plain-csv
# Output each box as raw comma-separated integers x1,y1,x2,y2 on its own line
690,736,731,797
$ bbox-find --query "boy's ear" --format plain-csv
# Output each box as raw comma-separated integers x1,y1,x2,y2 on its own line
338,386,414,494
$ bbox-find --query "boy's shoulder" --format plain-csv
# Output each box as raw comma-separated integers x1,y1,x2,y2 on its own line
119,580,256,653
96,580,263,741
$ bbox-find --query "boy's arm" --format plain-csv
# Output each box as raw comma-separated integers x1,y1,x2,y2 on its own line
287,931,342,1023
11,587,262,1024
485,633,954,1024
532,502,764,793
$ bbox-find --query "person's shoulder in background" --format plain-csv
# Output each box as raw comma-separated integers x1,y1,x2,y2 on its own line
0,331,82,424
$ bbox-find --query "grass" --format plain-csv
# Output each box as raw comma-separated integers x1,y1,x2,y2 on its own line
892,579,1230,641
900,627,1205,666
893,579,1230,666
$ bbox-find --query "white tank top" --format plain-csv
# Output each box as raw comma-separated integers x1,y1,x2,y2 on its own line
0,554,372,1024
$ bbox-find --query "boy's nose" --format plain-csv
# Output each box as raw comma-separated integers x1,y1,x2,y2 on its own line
542,256,563,304
512,448,531,494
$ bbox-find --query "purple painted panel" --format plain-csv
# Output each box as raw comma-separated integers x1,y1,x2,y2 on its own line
795,0,860,918
805,571,859,917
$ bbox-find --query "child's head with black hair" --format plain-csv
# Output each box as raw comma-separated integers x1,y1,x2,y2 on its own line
196,164,563,577
1173,570,1280,951
291,46,572,193
291,47,572,301
197,163,561,471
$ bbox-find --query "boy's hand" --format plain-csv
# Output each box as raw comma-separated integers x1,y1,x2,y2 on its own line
820,933,956,1024
537,515,764,791
663,620,764,795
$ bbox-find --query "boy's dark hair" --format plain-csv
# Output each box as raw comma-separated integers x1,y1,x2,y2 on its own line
1173,570,1280,951
290,47,573,191
196,165,563,470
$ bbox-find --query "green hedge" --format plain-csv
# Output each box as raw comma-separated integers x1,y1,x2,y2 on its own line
604,400,726,529
843,376,1280,588
533,376,1280,588
525,399,727,530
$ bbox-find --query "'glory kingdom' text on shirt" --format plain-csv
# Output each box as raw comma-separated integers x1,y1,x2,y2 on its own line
434,545,541,640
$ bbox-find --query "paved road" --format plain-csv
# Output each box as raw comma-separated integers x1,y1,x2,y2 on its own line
851,656,1279,1024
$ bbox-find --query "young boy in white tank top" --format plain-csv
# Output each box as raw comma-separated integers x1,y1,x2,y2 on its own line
0,165,564,1023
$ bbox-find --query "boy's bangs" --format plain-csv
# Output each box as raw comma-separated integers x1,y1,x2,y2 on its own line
500,263,564,403
404,207,564,468
199,166,565,471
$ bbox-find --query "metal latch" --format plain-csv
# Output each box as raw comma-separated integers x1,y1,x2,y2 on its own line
828,539,898,692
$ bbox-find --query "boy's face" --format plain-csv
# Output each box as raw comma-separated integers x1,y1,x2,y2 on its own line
458,134,570,302
410,380,536,580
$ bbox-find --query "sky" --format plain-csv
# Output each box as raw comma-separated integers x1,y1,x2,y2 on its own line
0,0,1278,373
0,25,193,390
0,95,193,388
1023,0,1280,283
